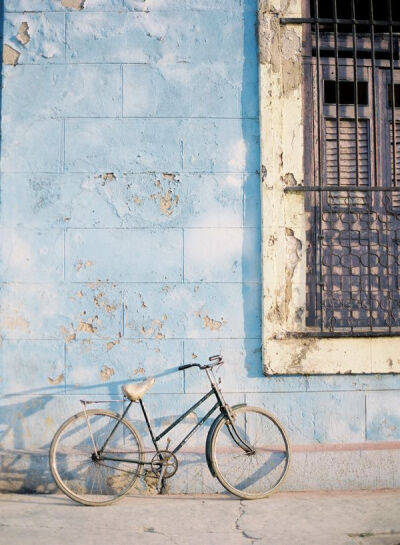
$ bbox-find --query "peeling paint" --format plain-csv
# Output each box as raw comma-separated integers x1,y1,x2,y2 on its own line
75,260,94,272
266,300,285,325
77,320,97,334
149,175,180,217
100,365,115,382
48,374,64,385
3,44,21,66
268,234,277,246
94,292,116,313
150,188,180,216
287,339,318,373
203,315,224,331
133,367,145,375
258,11,279,67
192,353,198,359
61,0,86,9
281,29,302,96
2,314,29,330
162,173,177,181
283,172,301,187
285,228,302,319
65,332,76,343
106,339,119,351
102,172,116,181
16,22,30,46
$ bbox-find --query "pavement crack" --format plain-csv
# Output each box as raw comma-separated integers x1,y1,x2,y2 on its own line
234,500,262,544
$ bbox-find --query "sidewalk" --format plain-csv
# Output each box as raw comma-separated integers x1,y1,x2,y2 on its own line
1,490,400,545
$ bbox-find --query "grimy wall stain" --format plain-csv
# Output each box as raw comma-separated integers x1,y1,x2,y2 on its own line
0,0,399,493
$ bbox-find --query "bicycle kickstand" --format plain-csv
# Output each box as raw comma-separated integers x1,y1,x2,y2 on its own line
156,438,171,494
156,464,167,494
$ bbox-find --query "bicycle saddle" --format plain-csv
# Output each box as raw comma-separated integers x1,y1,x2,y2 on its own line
122,377,155,401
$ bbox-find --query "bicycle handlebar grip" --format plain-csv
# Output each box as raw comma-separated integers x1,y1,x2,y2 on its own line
209,355,223,363
178,364,195,371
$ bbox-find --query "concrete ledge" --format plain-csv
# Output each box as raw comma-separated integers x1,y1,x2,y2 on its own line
1,444,399,494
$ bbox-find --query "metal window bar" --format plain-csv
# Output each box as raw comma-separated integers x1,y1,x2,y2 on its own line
333,0,340,185
281,0,400,336
388,0,397,186
367,0,377,332
313,0,324,331
281,18,400,25
351,0,360,188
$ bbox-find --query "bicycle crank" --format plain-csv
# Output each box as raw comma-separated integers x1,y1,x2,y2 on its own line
151,450,178,479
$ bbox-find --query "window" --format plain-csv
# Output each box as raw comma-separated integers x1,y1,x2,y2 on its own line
285,0,400,334
258,0,400,373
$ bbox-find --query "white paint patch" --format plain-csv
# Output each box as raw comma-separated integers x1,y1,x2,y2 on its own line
224,174,242,188
228,140,246,171
1,231,34,271
184,228,243,281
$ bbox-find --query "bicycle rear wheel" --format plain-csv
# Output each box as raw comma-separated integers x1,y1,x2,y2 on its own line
49,409,143,506
209,405,290,500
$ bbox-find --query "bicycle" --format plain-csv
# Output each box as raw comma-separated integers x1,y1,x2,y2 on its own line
49,355,291,506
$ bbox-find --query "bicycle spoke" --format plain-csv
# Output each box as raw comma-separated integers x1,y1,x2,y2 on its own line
50,410,143,506
210,407,290,499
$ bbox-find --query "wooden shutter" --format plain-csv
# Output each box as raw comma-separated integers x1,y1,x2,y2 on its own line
390,121,400,181
325,118,370,186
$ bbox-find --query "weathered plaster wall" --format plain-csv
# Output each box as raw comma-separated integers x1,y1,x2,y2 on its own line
0,0,399,494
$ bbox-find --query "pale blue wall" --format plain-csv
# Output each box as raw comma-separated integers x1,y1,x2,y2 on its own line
1,0,399,493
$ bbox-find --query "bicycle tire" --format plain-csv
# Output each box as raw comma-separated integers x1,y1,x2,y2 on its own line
209,405,290,500
49,409,144,506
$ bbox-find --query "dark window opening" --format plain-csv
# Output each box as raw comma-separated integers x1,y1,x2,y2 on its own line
310,0,400,33
315,48,400,62
324,81,369,105
388,84,400,107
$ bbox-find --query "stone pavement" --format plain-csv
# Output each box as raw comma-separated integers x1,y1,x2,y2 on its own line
0,490,400,545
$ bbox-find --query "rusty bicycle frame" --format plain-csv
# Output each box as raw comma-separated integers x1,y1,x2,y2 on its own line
81,356,254,490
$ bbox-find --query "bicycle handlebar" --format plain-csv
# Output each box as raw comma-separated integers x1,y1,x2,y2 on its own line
178,364,196,371
178,355,224,371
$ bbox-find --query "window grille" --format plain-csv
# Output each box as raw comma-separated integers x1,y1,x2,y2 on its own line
282,0,400,335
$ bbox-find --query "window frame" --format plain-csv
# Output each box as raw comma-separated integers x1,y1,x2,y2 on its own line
258,0,400,374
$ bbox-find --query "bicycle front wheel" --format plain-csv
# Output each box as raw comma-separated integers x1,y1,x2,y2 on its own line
49,409,143,506
209,406,290,500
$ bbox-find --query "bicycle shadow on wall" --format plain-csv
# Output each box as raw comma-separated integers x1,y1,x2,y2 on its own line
241,0,263,380
0,369,217,493
0,395,54,493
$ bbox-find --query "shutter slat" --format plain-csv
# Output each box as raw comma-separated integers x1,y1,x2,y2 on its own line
325,119,370,185
390,122,400,180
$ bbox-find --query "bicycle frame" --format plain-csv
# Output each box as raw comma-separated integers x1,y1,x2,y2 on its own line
87,366,254,467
